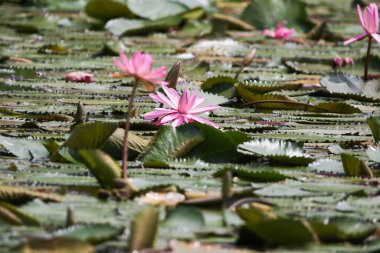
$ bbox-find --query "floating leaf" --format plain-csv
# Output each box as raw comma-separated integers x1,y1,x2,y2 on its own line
367,144,380,163
0,135,49,160
238,138,314,165
201,76,238,98
38,44,70,55
162,205,205,230
0,186,59,205
55,224,124,244
308,159,345,175
19,237,94,253
320,72,380,101
240,0,313,32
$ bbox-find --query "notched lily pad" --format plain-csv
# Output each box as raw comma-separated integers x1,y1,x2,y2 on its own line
238,138,314,165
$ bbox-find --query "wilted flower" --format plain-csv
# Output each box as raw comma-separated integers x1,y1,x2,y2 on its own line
332,56,345,68
344,4,380,45
144,86,218,128
262,21,295,40
65,71,93,83
332,56,355,69
112,51,167,91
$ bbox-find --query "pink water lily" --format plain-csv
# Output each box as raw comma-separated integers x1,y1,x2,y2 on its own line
344,4,380,45
65,71,93,83
144,86,219,128
262,21,295,40
113,51,167,92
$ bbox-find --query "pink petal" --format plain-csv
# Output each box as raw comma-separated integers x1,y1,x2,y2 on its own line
131,51,142,74
371,33,380,43
357,4,369,33
136,53,153,76
344,33,368,45
186,114,218,128
188,104,218,114
119,51,130,70
143,66,167,80
160,113,181,124
177,89,189,113
150,91,176,109
171,115,185,127
162,85,180,105
113,58,127,73
364,5,375,33
144,108,176,120
162,86,180,107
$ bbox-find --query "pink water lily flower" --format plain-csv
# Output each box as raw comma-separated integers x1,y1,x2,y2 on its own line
113,51,167,92
65,71,93,83
144,86,219,128
344,4,380,45
262,21,295,40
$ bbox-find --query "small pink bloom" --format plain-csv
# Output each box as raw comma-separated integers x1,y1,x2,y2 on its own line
262,21,295,40
144,86,219,128
65,71,93,83
332,56,345,68
344,3,380,45
344,57,354,65
113,51,167,92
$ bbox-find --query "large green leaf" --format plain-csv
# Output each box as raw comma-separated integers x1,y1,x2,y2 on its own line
127,0,188,20
240,0,313,32
367,116,380,142
340,153,373,177
105,16,182,36
139,123,249,167
84,0,135,22
76,149,121,189
128,205,159,251
51,122,147,163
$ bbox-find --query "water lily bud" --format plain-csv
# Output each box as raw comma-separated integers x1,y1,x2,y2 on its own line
242,48,256,67
165,61,181,88
75,102,86,124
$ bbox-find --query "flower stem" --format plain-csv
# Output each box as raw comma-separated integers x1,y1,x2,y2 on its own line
364,36,372,81
122,84,137,179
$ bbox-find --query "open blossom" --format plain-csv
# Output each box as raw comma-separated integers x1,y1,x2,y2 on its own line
65,71,93,83
112,51,167,92
344,4,380,45
262,21,295,40
144,86,218,128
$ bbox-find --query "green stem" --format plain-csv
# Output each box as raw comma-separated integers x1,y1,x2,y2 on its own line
364,36,372,81
122,84,137,179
